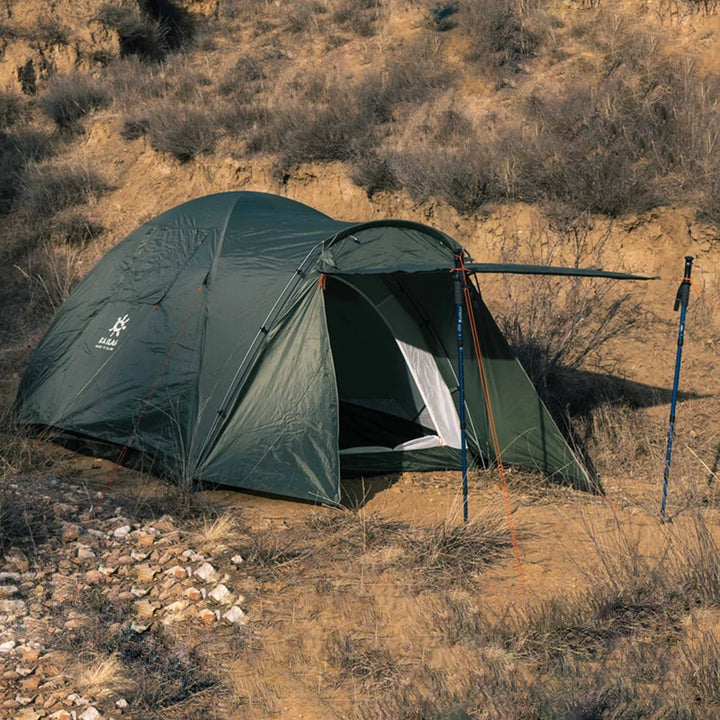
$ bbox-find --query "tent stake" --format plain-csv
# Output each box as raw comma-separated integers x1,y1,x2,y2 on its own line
454,250,469,523
661,256,693,521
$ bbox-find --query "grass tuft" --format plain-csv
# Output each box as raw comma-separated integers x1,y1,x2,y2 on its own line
39,74,111,130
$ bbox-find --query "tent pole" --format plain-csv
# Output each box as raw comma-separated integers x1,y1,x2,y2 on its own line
661,256,693,521
454,250,469,523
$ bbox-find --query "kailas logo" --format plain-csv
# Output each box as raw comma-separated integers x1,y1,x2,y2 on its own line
96,314,130,351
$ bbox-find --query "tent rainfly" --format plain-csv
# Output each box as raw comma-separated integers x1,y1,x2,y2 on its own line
14,192,642,505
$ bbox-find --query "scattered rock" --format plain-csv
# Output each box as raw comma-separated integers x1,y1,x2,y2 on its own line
222,606,248,625
49,710,73,720
231,554,244,565
208,584,232,605
166,565,189,580
163,599,188,615
135,533,155,548
134,600,158,620
194,563,216,581
135,565,158,583
152,519,175,533
116,697,128,708
77,546,96,560
79,705,101,720
0,599,27,615
66,692,89,706
113,525,131,539
84,570,105,585
184,587,203,602
197,608,217,625
0,640,16,654
61,523,81,543
6,547,30,572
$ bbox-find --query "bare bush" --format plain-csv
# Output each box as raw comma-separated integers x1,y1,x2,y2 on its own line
461,0,545,77
20,162,108,219
332,0,378,36
405,514,513,585
0,91,23,130
97,3,174,63
0,130,53,214
39,74,111,130
491,217,646,408
145,104,218,161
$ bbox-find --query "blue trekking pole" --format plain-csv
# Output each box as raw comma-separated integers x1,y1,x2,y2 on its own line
661,256,693,521
454,250,469,523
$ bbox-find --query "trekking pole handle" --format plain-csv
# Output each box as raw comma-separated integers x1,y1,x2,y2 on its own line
674,256,693,311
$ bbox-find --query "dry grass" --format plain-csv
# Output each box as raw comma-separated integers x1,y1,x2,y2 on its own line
189,511,244,552
74,653,135,696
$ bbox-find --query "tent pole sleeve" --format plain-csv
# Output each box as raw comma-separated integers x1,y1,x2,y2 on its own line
661,256,693,520
454,250,469,523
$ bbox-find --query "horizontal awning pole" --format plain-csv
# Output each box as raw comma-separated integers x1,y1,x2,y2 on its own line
465,263,656,281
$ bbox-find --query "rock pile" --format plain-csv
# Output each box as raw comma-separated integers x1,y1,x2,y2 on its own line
0,479,252,720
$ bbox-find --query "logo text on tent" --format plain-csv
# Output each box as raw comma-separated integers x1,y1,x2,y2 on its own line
96,314,130,351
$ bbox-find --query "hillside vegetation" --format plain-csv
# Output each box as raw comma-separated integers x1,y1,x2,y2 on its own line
3,1,720,719
0,0,720,340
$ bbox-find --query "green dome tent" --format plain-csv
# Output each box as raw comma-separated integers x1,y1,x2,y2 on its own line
15,191,594,504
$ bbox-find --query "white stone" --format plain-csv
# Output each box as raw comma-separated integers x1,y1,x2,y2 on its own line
113,525,131,539
130,622,150,634
208,584,232,604
130,550,148,561
67,693,89,706
79,706,101,720
77,547,95,560
130,586,149,597
0,640,16,653
181,549,205,562
116,698,128,708
230,554,244,565
193,562,216,581
222,606,248,625
0,599,27,614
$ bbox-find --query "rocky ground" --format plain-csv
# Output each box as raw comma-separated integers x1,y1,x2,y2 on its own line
0,469,252,720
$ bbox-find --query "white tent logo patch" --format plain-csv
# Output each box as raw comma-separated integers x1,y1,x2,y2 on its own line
96,314,130,351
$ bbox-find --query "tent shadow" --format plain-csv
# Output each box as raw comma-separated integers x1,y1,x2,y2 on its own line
340,474,399,508
541,366,704,483
543,366,702,419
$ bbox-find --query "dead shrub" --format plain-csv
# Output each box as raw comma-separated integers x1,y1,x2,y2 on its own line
39,74,111,130
406,514,514,586
0,130,53,214
332,0,378,36
0,91,24,130
491,217,646,406
327,631,399,689
97,3,173,63
14,241,86,313
0,472,55,554
29,17,70,46
20,162,108,219
145,104,218,161
461,0,545,76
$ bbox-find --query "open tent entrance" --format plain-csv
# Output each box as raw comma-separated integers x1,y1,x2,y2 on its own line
324,275,462,463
